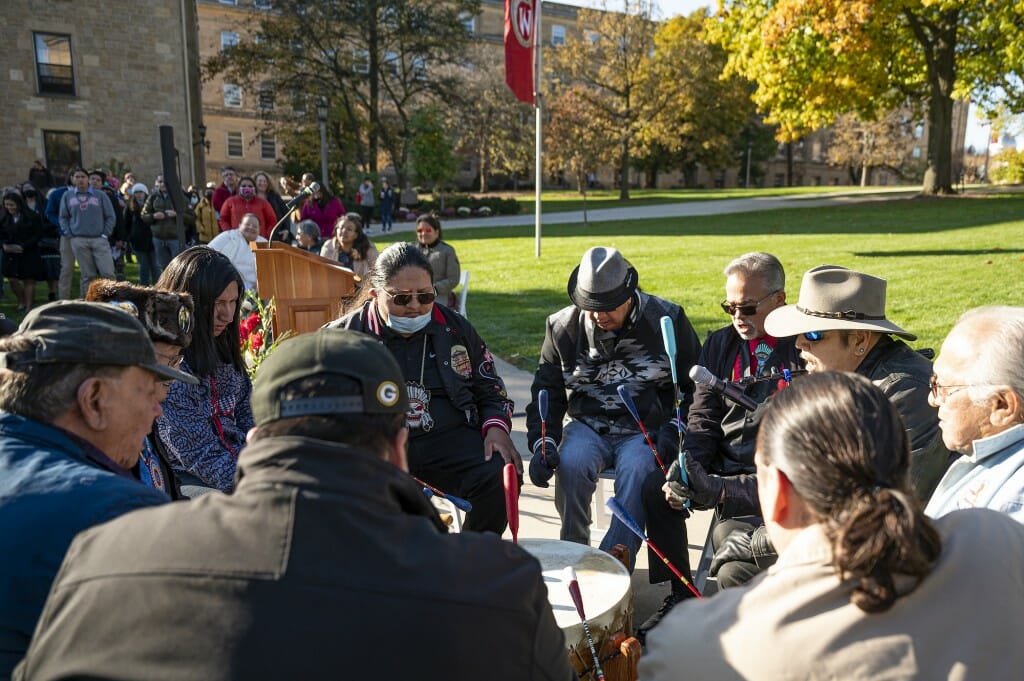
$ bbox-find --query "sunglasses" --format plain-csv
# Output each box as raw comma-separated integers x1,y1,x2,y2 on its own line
382,289,436,306
720,290,780,316
802,331,826,342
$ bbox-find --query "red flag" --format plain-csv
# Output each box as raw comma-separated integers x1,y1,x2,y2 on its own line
504,0,536,104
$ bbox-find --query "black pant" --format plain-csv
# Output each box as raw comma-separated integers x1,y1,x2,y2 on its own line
640,469,693,585
711,516,763,588
409,424,508,535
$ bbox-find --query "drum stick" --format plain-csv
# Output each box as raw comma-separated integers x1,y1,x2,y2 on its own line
503,463,519,544
660,315,690,507
538,388,549,463
412,476,473,514
606,497,702,599
615,384,667,473
564,566,606,681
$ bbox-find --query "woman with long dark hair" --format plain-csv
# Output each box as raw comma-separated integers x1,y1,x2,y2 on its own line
642,371,1024,679
1,191,47,312
154,246,253,495
319,214,378,279
328,242,521,533
414,214,460,308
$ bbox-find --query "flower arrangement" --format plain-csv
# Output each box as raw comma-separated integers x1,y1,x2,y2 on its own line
456,206,471,216
239,290,292,378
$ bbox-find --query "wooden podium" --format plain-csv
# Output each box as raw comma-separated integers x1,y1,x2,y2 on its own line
252,241,357,337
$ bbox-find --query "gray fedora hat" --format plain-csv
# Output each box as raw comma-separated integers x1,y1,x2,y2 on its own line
567,247,638,312
764,265,916,340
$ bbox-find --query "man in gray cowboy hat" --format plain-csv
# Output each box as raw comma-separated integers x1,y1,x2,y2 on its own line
673,265,949,589
525,246,701,564
0,301,197,677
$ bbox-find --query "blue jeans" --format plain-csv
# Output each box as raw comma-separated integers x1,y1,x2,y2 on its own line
152,237,181,272
554,420,660,561
380,208,393,231
136,250,158,285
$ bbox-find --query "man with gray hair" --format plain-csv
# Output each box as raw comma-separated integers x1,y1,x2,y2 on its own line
926,306,1024,523
637,252,802,639
207,212,267,291
0,301,197,677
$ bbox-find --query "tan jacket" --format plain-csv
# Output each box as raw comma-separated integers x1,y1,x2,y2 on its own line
642,510,1024,680
195,198,217,243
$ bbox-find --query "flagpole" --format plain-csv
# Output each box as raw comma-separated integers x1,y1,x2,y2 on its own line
534,0,543,258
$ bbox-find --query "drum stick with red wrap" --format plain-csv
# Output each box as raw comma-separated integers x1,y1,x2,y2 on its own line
615,384,667,473
564,566,606,681
503,463,520,544
412,476,473,514
606,497,702,599
538,389,549,463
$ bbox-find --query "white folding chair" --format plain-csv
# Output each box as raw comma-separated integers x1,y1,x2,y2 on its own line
457,270,470,317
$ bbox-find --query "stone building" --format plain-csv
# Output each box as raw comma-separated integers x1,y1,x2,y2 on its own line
0,0,204,190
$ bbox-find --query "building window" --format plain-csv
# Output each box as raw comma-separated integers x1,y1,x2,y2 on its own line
253,0,272,9
551,25,566,46
226,132,244,158
353,49,369,74
221,31,239,51
260,134,276,160
219,0,237,5
42,130,82,181
461,14,475,34
34,33,74,96
291,89,306,114
383,51,399,77
258,86,274,111
224,83,242,108
412,56,427,81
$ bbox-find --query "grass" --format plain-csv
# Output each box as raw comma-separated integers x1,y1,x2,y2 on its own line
375,193,1024,370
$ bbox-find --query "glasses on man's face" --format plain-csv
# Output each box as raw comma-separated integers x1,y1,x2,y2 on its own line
720,290,779,317
156,352,184,370
382,289,436,306
802,330,826,342
929,375,972,402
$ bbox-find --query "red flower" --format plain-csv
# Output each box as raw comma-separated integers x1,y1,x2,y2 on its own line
250,332,264,351
239,312,261,339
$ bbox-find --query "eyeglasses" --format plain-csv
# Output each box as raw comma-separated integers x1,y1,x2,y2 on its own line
928,375,977,402
720,290,780,317
802,330,826,342
156,352,184,370
381,289,436,306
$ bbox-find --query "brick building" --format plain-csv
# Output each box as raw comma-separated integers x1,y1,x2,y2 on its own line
0,0,204,190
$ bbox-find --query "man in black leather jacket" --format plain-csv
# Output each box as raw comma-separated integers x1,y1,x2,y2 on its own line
637,253,801,639
16,331,575,681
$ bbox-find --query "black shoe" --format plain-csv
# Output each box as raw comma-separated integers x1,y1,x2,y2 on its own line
637,590,688,645
48,292,57,301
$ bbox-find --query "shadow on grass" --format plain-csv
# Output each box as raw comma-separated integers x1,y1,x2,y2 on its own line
445,195,1024,241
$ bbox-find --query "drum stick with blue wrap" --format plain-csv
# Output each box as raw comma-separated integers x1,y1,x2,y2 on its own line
565,566,606,681
616,384,666,473
606,497,702,599
660,315,690,507
538,388,550,463
503,463,520,544
413,476,473,514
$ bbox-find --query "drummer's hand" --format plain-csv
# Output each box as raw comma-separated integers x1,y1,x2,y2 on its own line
484,428,523,475
662,482,686,511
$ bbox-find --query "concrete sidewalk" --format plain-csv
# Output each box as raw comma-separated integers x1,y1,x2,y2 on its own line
490,355,714,628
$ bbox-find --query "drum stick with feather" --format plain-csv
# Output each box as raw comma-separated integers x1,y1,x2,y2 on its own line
412,476,473,514
538,389,549,463
564,566,606,681
606,497,702,599
615,384,666,473
503,463,519,544
659,315,690,508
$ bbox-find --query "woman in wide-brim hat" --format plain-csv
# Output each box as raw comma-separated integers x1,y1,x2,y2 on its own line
764,265,950,500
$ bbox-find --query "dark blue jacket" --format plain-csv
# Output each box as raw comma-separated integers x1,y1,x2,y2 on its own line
0,412,167,678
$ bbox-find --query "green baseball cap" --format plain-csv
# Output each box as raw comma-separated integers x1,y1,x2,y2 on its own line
252,329,407,425
0,301,199,385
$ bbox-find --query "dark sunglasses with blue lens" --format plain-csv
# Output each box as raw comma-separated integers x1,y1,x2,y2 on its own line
802,330,826,342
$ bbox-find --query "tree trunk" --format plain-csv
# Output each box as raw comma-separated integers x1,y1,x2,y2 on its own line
478,144,489,193
860,160,868,187
785,143,794,187
618,138,630,200
682,162,698,189
367,5,380,175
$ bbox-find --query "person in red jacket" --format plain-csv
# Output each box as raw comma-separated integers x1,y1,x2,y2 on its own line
217,176,277,239
210,166,239,215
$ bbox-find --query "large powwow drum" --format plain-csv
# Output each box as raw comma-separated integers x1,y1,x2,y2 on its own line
520,539,638,680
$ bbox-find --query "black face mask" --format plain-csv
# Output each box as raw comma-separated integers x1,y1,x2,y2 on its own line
24,192,37,199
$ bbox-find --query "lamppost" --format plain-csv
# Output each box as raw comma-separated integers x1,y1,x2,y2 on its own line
317,97,329,188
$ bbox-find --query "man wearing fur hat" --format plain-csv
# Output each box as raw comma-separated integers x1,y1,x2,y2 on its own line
525,247,701,564
86,280,196,498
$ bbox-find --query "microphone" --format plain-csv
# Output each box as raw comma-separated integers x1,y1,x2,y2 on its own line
689,365,758,411
284,182,319,209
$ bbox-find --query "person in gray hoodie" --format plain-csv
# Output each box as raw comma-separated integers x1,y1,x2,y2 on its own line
58,167,116,296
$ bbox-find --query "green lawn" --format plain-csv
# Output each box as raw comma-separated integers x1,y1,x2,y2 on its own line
378,194,1024,370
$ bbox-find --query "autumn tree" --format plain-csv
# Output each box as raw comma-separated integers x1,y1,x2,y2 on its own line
827,110,916,186
636,11,756,188
546,0,668,199
204,0,477,190
409,106,458,206
545,86,614,222
706,0,1024,194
